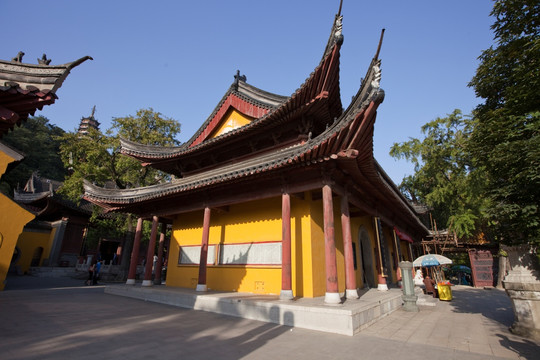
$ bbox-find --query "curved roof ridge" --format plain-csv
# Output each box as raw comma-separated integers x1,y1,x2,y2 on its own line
86,71,384,207
119,12,344,162
237,81,288,107
0,55,93,94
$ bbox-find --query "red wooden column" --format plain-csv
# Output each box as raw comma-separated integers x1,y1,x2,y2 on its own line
153,222,166,285
323,184,340,304
280,192,293,300
196,207,211,291
126,217,143,285
142,216,159,287
340,195,358,299
374,217,388,291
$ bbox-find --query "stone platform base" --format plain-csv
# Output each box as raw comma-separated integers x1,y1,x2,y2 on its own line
105,284,404,336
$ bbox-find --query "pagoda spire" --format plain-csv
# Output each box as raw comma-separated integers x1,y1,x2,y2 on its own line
77,106,100,136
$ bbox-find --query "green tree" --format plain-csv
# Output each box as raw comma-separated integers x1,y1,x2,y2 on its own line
57,108,181,279
0,116,65,196
468,0,540,245
390,110,489,239
57,108,181,201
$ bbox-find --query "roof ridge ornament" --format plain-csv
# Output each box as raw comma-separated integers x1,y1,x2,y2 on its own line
11,51,24,63
323,12,344,58
38,54,51,65
233,70,247,90
334,15,343,44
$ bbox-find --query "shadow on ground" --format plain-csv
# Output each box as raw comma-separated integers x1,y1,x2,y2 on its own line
450,286,539,360
0,275,290,360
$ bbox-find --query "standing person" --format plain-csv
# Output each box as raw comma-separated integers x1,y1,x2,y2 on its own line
86,260,96,286
93,259,102,285
423,274,437,298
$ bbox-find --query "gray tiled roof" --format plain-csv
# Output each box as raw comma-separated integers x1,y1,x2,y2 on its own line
0,55,92,137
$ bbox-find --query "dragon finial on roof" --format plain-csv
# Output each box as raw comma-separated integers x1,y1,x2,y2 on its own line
11,51,24,63
233,70,247,90
38,54,51,65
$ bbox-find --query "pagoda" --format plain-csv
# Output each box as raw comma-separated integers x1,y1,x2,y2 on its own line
77,106,100,136
84,7,428,303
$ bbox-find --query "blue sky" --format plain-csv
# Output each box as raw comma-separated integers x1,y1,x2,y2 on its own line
2,0,495,184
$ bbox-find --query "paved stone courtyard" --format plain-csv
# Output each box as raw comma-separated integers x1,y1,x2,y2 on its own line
0,276,538,360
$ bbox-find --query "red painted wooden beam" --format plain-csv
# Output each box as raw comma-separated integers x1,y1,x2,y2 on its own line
197,207,212,291
126,217,143,285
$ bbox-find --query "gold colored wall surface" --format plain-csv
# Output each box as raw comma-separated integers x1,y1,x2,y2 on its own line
350,217,378,289
169,198,284,295
0,193,35,290
0,151,13,177
15,228,53,273
166,192,395,297
211,108,253,138
0,148,35,290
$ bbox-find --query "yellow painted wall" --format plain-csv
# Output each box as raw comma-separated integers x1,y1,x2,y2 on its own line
292,192,314,297
350,216,378,288
169,198,285,295
0,193,35,290
211,108,253,138
400,241,411,261
0,151,14,177
383,226,398,282
15,227,55,273
0,148,35,290
166,191,399,297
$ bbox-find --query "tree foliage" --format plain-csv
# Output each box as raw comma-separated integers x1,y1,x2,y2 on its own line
0,116,65,196
390,110,489,239
57,108,181,202
391,1,539,246
468,0,540,245
57,108,181,276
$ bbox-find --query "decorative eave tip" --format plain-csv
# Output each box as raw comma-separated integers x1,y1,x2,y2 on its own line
374,28,385,61
52,55,93,93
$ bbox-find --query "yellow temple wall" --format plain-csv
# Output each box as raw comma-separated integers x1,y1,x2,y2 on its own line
166,192,395,297
383,226,398,281
350,216,378,288
291,192,315,297
0,193,35,290
0,149,17,177
168,197,284,294
400,241,411,261
0,149,35,290
15,227,55,273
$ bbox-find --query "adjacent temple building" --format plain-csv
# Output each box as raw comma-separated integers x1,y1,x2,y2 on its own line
84,8,429,303
0,52,91,290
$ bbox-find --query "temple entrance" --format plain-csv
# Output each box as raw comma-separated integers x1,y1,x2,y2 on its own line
359,227,375,288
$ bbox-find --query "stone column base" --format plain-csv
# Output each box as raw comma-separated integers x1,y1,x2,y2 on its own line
196,284,208,292
141,280,153,287
280,289,294,300
402,294,419,312
324,292,341,305
125,278,136,285
377,274,388,291
345,289,359,299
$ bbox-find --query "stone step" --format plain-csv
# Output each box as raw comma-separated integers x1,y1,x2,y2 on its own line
105,285,405,336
